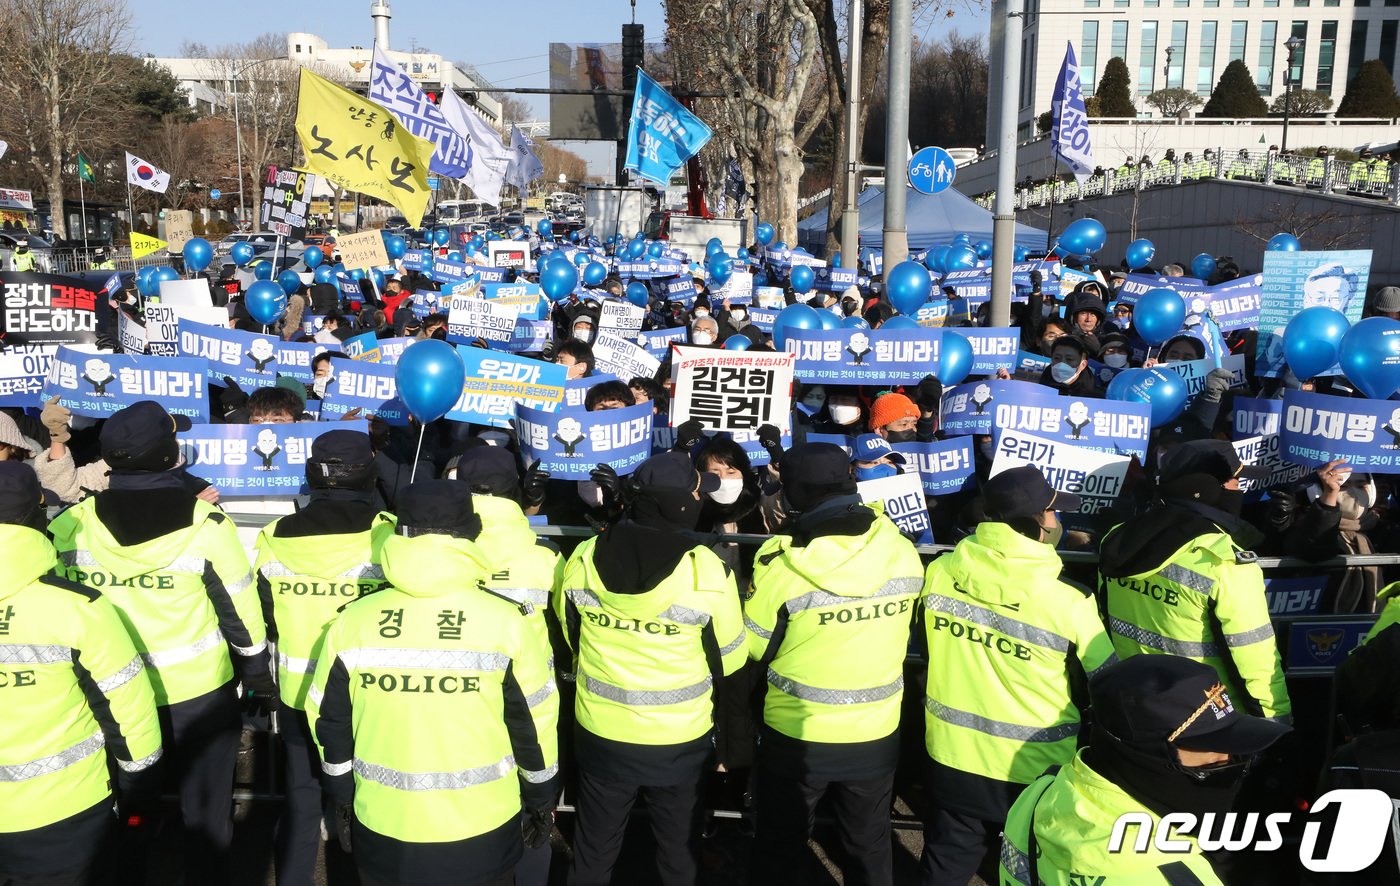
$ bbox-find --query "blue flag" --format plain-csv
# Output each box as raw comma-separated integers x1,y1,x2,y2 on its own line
1051,42,1094,183
624,69,713,185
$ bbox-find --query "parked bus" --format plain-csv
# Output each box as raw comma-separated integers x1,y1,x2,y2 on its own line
436,200,497,222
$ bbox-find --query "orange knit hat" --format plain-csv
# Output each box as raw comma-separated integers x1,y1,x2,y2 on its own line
868,392,919,431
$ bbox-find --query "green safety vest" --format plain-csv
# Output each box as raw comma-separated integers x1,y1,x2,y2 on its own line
746,504,924,744
253,516,393,709
49,496,266,707
0,524,163,832
922,522,1117,785
307,532,558,844
93,259,116,270
1100,527,1290,719
472,495,563,658
557,534,745,748
11,251,35,272
1000,751,1224,885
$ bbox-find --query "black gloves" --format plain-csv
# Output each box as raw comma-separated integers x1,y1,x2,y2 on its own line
522,460,550,509
237,661,277,712
757,423,784,466
522,806,555,850
1030,270,1043,292
220,378,248,418
915,375,943,414
589,464,621,506
673,419,706,452
1201,368,1235,402
334,803,354,853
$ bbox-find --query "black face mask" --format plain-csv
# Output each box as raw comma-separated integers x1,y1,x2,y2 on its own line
1086,725,1248,821
1216,489,1245,517
885,428,918,444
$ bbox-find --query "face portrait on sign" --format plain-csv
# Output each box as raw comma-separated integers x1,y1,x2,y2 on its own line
1302,263,1358,312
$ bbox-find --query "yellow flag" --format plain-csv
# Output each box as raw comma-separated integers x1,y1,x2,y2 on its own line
294,68,435,227
130,232,167,259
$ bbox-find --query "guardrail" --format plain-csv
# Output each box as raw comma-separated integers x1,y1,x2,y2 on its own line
972,148,1400,211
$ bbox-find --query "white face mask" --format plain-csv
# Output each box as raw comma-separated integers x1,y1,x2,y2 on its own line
693,309,710,319
312,376,330,397
708,477,744,505
1050,362,1079,384
829,403,861,426
573,328,592,342
693,331,715,346
731,309,747,323
1104,353,1129,369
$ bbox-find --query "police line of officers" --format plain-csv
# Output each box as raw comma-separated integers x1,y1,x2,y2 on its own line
1,399,1299,886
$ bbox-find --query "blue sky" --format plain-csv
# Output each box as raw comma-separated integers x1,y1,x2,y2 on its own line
133,0,976,177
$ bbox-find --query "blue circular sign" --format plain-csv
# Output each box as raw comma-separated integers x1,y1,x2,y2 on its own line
209,188,222,200
908,146,957,195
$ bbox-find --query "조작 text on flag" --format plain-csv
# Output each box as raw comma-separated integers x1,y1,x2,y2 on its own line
1050,42,1095,183
369,45,472,180
125,152,170,194
624,69,713,185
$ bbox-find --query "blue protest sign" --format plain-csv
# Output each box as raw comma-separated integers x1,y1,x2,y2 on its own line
1257,250,1372,377
1280,389,1400,472
857,472,934,543
482,282,547,321
664,275,697,305
401,249,428,272
957,329,1021,376
940,379,1041,436
341,332,382,362
430,256,476,287
1232,396,1283,439
178,423,339,497
42,346,210,421
320,358,410,426
786,327,940,384
563,374,620,409
895,438,976,496
1014,349,1051,381
914,301,951,328
1265,574,1328,617
177,318,325,390
747,308,778,334
376,338,414,364
813,266,858,292
516,402,653,478
468,264,508,284
941,268,991,304
908,146,957,195
500,319,551,354
445,347,568,428
990,384,1152,458
624,68,714,185
639,327,687,360
1116,273,1262,333
337,274,361,303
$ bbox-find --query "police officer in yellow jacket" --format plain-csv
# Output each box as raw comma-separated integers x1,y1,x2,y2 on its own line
254,430,390,886
1000,655,1290,886
308,481,559,886
48,400,273,886
746,443,924,885
1099,440,1290,720
0,462,164,886
921,466,1118,885
556,451,746,886
10,240,36,272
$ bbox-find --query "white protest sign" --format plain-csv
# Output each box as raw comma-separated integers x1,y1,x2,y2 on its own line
117,311,147,355
146,304,230,356
670,345,796,433
592,332,661,382
755,286,785,309
1165,354,1247,399
599,300,645,335
448,294,520,344
856,471,932,542
337,230,389,271
709,271,754,304
157,278,214,309
163,210,195,251
990,428,1131,515
1233,434,1313,493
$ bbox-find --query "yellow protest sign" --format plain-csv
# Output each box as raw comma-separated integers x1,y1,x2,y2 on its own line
131,232,167,259
294,69,435,228
336,230,389,271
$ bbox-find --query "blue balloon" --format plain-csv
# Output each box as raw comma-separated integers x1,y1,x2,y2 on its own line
303,245,325,269
537,218,553,238
1339,317,1400,399
332,263,347,278
446,250,464,262
1283,306,1350,380
831,251,841,267
1124,238,1155,270
574,252,590,267
395,339,466,424
772,303,823,349
569,231,579,242
790,265,815,294
153,266,181,288
625,281,649,308
1060,218,1107,256
817,309,840,330
1267,232,1301,252
723,334,753,351
927,245,951,275
383,237,405,261
350,267,366,281
135,266,156,297
647,241,664,259
230,242,255,266
1108,367,1188,426
252,260,273,281
1133,287,1186,346
277,269,301,296
583,261,608,287
628,238,647,261
735,247,750,264
880,315,921,330
182,237,213,273
886,260,932,316
755,223,775,246
540,260,578,301
245,280,287,326
370,269,386,291
708,255,734,286
706,237,724,258
772,241,788,253
953,233,972,246
936,331,973,385
1191,253,1217,280
313,265,334,284
973,240,992,261
946,246,978,272
842,315,870,330
433,228,450,247
1013,246,1029,262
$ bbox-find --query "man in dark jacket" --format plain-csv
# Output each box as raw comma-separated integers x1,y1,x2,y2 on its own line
1062,283,1108,353
1039,336,1104,398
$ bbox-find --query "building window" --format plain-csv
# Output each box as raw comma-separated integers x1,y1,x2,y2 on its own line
1349,20,1369,83
1263,0,1278,6
1381,20,1398,73
1357,0,1369,6
1317,21,1338,91
1115,0,1129,6
1198,21,1219,93
1087,0,1100,7
1083,21,1101,92
1175,0,1190,5
1231,20,1249,62
1139,21,1159,93
1112,20,1130,59
1234,0,1248,6
1205,0,1219,6
1258,21,1277,93
1146,0,1159,7
1168,21,1188,87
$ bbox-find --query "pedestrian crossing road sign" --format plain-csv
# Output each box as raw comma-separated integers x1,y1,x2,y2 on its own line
908,146,956,195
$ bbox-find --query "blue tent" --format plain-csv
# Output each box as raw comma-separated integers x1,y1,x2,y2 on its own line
797,184,1047,255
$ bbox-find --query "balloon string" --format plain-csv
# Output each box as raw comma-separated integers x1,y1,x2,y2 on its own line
409,422,426,484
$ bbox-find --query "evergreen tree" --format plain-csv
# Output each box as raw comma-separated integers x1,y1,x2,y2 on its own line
1096,58,1135,117
1337,59,1400,118
1201,60,1268,117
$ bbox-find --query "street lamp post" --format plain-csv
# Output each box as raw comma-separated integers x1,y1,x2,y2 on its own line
230,56,290,232
1163,45,1174,91
1282,36,1304,153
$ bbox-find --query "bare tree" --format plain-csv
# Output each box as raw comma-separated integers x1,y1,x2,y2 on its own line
1232,198,1368,250
0,0,132,239
1269,89,1334,116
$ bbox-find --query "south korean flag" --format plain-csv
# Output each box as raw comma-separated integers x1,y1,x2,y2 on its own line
125,152,170,194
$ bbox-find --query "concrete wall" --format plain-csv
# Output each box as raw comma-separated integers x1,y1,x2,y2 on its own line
1013,179,1400,279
